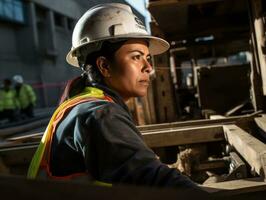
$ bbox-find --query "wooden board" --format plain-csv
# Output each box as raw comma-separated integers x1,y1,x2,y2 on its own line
223,125,266,178
204,177,266,195
143,125,224,147
138,113,260,132
0,118,49,138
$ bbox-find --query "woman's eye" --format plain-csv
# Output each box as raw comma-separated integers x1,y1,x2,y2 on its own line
133,55,141,60
147,57,152,65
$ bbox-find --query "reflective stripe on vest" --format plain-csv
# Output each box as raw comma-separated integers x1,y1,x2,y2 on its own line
27,87,113,186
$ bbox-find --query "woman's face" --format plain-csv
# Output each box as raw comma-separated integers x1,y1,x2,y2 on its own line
104,39,153,101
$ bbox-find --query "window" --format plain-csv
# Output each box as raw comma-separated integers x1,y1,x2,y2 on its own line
36,5,47,25
54,12,64,28
0,0,24,23
66,18,74,31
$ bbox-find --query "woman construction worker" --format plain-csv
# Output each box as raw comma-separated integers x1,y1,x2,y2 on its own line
28,3,208,193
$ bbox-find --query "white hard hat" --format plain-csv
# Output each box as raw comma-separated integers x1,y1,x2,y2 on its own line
13,75,24,84
66,3,170,67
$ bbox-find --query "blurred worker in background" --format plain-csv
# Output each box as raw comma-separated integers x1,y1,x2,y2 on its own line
13,75,36,119
0,79,19,122
28,3,208,195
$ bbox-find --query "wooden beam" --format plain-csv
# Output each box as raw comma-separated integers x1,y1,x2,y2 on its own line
138,112,261,132
223,125,266,179
0,119,49,138
142,125,224,148
204,177,266,194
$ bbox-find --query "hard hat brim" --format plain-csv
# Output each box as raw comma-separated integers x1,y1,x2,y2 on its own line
66,35,170,67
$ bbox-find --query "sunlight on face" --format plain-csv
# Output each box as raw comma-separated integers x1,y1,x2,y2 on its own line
105,39,153,102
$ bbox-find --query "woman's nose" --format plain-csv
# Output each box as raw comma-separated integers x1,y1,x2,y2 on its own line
143,59,153,73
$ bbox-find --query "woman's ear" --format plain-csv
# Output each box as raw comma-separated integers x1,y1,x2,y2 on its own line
96,56,111,78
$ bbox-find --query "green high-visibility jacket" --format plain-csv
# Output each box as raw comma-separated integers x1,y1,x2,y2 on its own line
16,84,36,109
0,89,19,110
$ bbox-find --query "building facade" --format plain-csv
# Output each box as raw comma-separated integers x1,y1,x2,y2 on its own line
0,0,146,107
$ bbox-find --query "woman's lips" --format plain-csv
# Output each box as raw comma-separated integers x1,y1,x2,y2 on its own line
139,79,150,86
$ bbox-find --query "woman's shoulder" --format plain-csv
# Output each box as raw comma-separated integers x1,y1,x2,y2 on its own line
57,99,130,131
70,99,129,119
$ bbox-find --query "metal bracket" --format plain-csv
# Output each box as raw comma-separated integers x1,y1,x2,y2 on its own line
225,152,247,181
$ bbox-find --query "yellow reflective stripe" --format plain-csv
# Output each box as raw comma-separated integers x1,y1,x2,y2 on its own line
27,87,105,179
82,87,104,97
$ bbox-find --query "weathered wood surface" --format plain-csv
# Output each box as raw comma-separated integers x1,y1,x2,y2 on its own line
204,177,266,195
0,113,260,147
143,125,224,148
0,118,49,138
223,125,266,179
138,113,260,132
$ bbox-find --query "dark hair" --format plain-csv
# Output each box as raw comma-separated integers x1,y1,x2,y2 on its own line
83,40,126,83
59,40,126,103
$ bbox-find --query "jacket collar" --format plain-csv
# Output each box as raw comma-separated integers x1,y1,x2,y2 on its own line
91,82,131,115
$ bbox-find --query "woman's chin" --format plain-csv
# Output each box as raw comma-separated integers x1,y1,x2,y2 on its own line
135,90,148,97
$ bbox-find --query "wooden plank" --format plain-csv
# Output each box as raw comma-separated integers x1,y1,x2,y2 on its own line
138,112,261,132
143,125,224,148
152,61,177,123
0,143,39,152
6,132,43,142
0,118,49,138
209,115,226,120
223,125,266,179
204,177,266,194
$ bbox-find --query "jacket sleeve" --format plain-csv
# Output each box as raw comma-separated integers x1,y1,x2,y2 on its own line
25,85,36,104
80,102,201,190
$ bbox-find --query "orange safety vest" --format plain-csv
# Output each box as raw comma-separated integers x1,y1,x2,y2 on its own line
27,87,113,185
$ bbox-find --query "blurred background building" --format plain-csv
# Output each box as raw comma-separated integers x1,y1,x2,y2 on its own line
0,0,150,108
